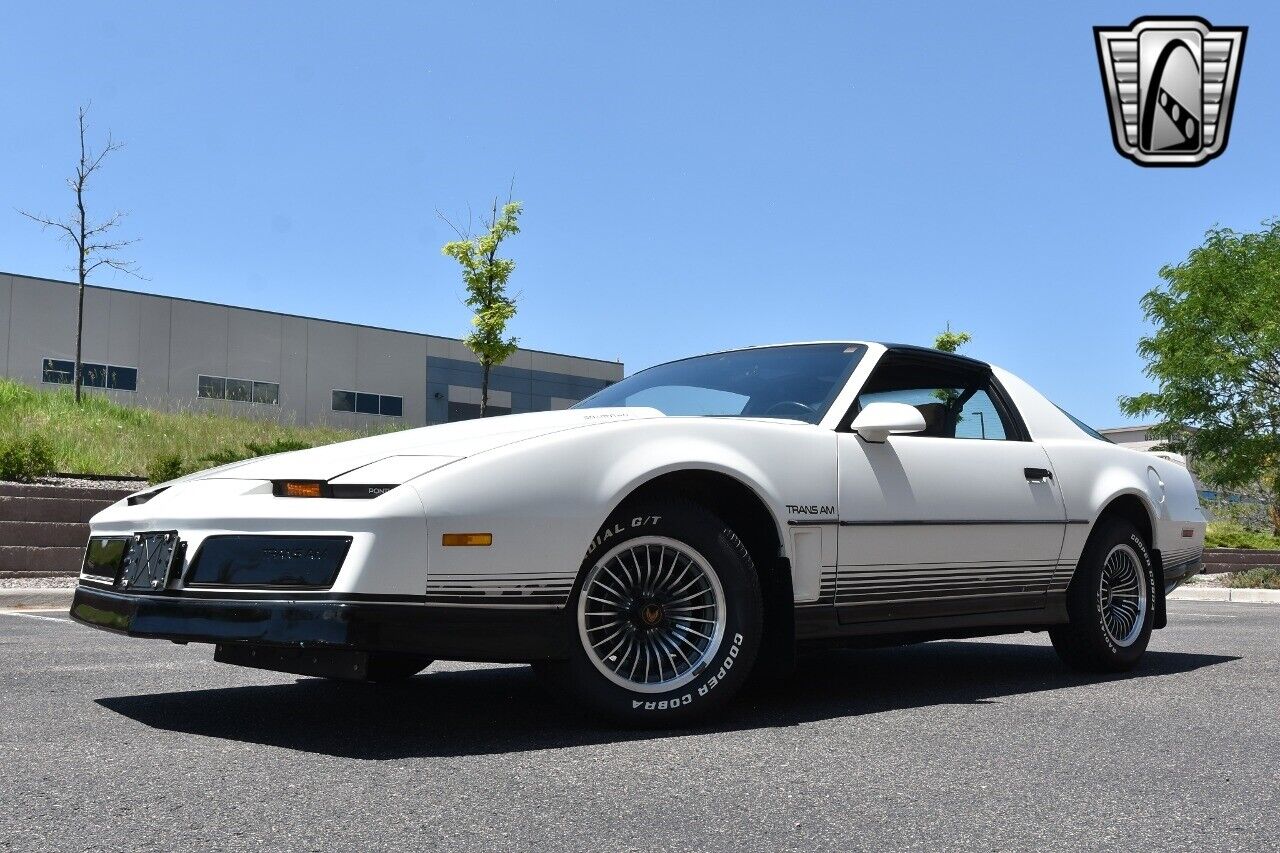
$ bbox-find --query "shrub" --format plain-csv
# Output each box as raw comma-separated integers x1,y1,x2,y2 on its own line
244,438,312,456
201,438,313,469
200,448,251,467
148,454,189,485
0,435,57,483
1203,497,1275,534
1226,567,1280,589
1205,522,1280,550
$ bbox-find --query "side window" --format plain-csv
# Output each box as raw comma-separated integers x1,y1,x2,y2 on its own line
854,356,1015,441
953,389,1007,440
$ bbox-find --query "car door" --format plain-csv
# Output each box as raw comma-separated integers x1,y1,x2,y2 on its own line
835,352,1069,623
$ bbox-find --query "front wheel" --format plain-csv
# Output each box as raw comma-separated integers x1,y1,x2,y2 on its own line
539,499,763,725
1050,518,1155,672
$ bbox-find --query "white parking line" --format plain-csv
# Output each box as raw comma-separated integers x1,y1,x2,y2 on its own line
0,610,72,623
1177,611,1239,618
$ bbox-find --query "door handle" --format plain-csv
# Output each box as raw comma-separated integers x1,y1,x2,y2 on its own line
1025,467,1053,482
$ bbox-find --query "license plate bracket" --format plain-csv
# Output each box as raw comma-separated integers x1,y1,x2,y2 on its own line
119,531,182,591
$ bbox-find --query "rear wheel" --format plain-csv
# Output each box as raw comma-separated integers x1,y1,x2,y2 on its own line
1050,518,1154,672
538,499,763,725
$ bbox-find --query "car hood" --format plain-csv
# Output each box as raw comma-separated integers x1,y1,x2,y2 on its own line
172,407,663,484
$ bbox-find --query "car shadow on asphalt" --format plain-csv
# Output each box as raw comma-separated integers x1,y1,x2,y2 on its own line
95,640,1236,760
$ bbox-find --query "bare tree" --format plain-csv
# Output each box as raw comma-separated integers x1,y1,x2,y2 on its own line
18,104,141,403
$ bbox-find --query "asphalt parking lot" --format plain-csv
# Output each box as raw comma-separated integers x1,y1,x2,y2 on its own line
0,601,1276,852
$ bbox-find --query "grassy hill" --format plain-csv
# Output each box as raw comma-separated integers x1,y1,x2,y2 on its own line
0,378,389,480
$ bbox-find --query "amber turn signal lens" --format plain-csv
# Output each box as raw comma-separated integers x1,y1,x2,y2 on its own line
441,533,492,547
282,481,324,498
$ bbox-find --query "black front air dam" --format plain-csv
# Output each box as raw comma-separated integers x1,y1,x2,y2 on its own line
69,585,568,663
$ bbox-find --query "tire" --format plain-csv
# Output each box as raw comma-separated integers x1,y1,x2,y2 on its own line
539,498,763,725
1050,518,1155,672
364,652,433,682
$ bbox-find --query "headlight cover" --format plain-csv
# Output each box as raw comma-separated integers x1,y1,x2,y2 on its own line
328,455,460,486
273,455,461,499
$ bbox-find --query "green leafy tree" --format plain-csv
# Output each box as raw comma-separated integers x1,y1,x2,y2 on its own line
441,199,523,417
931,324,973,421
1119,222,1280,535
934,324,972,354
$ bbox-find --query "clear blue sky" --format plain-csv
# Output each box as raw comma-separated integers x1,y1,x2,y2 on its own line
2,2,1276,427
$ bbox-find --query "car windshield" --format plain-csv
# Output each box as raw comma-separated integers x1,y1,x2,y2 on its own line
573,344,866,424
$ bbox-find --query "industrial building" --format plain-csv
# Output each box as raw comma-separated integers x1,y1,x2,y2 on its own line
0,271,623,429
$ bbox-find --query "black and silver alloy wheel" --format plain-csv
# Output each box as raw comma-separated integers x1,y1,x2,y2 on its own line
1051,517,1155,672
1098,543,1147,648
577,536,728,693
540,498,763,725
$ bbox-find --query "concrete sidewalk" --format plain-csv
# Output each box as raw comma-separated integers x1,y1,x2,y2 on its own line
1168,586,1280,604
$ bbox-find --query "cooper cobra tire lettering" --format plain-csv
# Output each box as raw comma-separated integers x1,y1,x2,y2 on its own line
628,634,746,712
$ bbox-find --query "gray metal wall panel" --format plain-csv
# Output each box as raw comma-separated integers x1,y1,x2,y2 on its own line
9,276,76,383
78,287,111,367
305,319,358,426
169,300,229,401
279,315,309,424
355,325,425,426
136,295,172,401
103,289,143,370
425,380,449,424
227,307,284,383
0,274,12,378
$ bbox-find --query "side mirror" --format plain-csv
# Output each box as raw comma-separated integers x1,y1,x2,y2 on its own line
851,402,926,443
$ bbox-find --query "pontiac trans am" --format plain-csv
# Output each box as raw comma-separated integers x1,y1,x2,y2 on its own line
71,342,1206,724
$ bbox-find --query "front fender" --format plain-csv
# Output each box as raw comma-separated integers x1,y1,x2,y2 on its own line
406,420,836,597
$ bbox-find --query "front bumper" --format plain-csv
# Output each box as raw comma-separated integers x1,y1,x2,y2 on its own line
69,585,568,663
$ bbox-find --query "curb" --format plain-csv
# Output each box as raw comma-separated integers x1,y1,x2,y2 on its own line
1169,586,1280,604
0,588,74,610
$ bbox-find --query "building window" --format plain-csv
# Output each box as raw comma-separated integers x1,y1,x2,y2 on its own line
107,366,138,391
332,389,403,417
198,375,226,399
252,381,280,405
81,363,107,388
42,359,74,384
226,378,252,402
198,374,279,405
43,358,136,391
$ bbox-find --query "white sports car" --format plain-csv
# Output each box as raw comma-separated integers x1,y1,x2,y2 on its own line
72,342,1206,724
